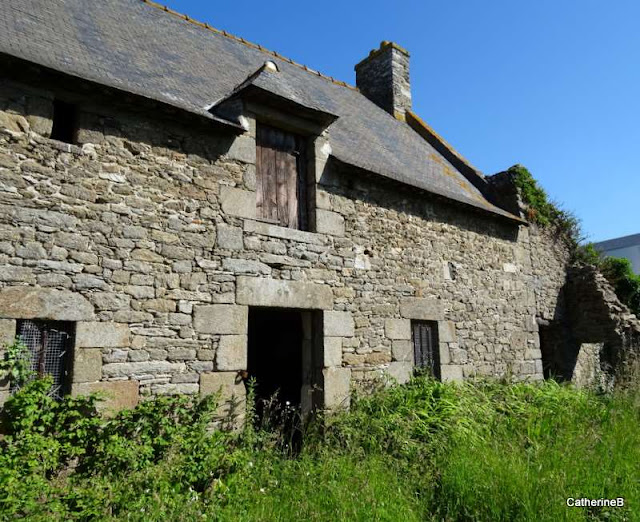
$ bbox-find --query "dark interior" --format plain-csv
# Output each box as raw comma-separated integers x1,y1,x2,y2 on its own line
50,99,77,144
247,308,304,410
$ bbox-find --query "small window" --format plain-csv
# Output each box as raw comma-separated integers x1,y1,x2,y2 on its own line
411,320,440,379
50,100,77,144
16,319,74,399
256,124,309,230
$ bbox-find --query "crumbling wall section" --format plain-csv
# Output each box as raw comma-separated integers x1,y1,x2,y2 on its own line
564,264,640,387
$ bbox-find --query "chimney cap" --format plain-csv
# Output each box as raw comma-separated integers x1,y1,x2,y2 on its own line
355,40,410,70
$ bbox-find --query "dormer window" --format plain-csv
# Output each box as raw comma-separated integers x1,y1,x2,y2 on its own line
50,99,77,144
256,123,309,230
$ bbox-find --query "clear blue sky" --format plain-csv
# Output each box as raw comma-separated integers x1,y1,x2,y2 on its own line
167,0,638,242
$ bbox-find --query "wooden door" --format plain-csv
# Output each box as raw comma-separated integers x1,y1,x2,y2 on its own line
256,124,307,229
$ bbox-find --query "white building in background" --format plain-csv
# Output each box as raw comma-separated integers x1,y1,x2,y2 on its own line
594,233,640,273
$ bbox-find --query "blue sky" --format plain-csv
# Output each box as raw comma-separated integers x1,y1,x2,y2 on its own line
167,0,638,242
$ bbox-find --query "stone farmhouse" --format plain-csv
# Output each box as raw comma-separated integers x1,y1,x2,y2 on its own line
0,0,635,414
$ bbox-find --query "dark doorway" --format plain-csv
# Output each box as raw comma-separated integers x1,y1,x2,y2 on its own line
248,308,305,409
247,308,323,448
539,321,580,381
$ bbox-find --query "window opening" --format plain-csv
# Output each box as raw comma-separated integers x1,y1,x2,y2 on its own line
411,320,440,379
256,124,308,230
16,319,74,399
50,99,77,144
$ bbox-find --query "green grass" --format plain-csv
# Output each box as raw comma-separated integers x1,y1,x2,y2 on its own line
0,376,638,521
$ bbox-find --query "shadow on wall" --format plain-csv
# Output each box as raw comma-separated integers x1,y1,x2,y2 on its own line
1,60,241,164
539,264,640,389
320,158,520,244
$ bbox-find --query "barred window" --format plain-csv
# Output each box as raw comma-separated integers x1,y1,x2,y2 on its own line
16,320,74,399
411,320,440,379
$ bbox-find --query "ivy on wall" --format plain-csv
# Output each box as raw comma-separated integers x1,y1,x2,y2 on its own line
508,164,582,246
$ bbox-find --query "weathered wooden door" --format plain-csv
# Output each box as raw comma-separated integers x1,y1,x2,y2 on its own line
256,124,307,229
412,320,440,379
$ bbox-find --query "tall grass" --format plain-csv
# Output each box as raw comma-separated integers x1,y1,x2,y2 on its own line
0,376,637,520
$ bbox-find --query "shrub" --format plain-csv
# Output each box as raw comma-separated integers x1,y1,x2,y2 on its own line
0,375,637,520
509,164,583,247
599,257,640,315
0,338,32,389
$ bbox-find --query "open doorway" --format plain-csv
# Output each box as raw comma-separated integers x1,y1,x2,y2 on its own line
247,307,323,424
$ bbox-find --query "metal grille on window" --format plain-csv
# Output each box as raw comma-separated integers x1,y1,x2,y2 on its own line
412,320,441,380
16,320,73,399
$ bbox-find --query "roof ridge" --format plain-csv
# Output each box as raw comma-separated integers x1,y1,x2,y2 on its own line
405,110,482,177
141,0,357,90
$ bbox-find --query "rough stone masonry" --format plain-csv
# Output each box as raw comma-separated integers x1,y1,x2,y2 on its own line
0,2,599,416
0,73,572,413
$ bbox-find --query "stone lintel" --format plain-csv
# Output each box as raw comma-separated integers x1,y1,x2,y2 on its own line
76,322,130,348
193,305,248,334
0,287,94,321
236,276,333,310
324,311,355,337
399,297,444,321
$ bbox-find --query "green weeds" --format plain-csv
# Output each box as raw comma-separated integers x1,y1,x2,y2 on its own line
0,376,637,521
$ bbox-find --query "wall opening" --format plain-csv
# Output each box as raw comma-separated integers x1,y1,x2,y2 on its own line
411,320,440,379
247,308,323,422
255,123,309,230
50,99,78,144
16,319,74,399
538,323,556,380
538,320,581,382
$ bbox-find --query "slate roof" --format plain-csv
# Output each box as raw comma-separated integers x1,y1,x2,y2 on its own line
0,0,521,221
594,233,640,252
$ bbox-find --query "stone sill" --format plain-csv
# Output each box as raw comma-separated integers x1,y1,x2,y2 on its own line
243,219,328,245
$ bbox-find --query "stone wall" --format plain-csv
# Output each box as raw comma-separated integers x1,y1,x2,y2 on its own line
0,73,573,412
563,264,640,388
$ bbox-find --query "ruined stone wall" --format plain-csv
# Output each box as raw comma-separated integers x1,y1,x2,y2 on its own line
564,264,640,388
0,75,572,411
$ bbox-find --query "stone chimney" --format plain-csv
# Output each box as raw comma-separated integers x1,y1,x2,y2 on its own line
355,41,412,119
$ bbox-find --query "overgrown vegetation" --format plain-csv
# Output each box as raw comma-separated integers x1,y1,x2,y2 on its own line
509,164,640,316
509,164,582,246
0,374,637,520
0,339,32,389
599,256,640,316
